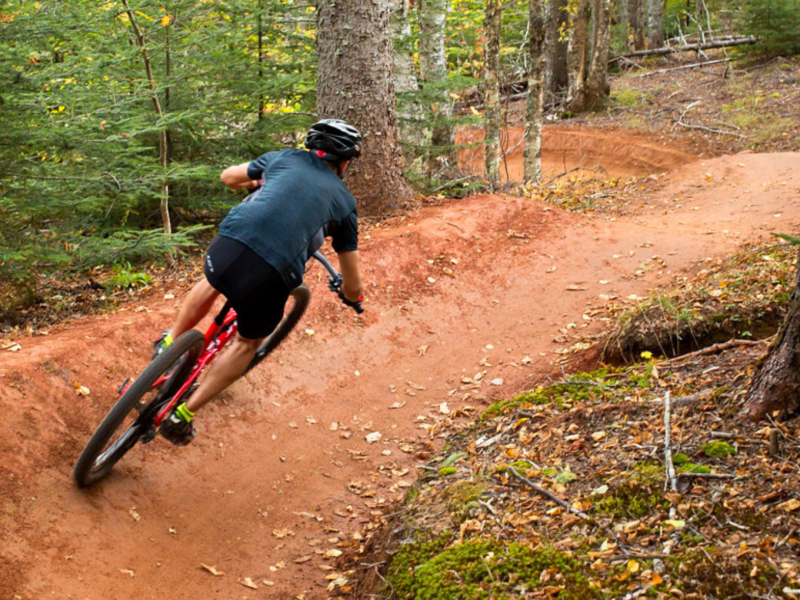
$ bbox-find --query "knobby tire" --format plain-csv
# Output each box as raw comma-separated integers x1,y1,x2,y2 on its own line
73,330,205,488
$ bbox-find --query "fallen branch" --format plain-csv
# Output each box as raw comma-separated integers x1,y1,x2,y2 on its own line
659,338,767,366
610,36,756,61
633,58,731,78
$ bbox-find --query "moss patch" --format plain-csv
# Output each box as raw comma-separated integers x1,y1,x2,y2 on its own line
386,538,602,600
700,441,736,458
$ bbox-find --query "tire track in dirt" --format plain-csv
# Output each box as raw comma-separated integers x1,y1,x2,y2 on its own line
1,151,798,600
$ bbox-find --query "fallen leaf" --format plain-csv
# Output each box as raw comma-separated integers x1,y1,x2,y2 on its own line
779,499,800,512
200,564,224,576
418,345,429,356
119,568,135,578
238,577,257,590
4,343,22,352
293,555,313,564
73,381,91,396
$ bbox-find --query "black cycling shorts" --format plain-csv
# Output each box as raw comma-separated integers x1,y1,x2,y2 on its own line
204,235,291,340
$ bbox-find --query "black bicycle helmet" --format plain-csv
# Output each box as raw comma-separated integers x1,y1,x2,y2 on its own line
304,119,362,161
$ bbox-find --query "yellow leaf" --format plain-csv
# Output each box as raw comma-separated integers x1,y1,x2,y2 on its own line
626,560,640,574
160,15,170,26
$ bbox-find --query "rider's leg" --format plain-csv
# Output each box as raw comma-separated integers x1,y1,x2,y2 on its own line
170,278,220,339
183,333,264,413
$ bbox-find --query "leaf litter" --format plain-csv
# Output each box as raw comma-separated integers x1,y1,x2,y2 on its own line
331,245,800,599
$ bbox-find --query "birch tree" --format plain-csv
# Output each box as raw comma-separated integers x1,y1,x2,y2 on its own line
419,0,455,173
524,0,546,183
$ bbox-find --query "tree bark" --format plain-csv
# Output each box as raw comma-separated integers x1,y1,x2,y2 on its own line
523,0,545,184
585,0,612,107
743,247,800,420
316,0,415,216
419,0,455,173
483,0,503,185
629,0,646,50
544,0,569,97
566,0,591,113
391,0,424,156
647,0,664,48
121,0,171,234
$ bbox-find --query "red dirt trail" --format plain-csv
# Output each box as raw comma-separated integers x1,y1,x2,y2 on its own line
1,129,799,600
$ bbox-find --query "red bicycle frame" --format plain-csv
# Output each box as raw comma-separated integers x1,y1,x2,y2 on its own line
148,303,241,426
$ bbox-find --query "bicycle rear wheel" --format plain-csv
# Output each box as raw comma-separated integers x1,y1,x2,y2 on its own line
73,330,205,487
243,284,310,375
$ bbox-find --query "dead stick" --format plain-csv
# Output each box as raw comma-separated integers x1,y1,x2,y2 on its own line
658,338,765,366
509,466,592,521
508,467,630,555
677,472,734,479
633,58,731,78
664,391,678,493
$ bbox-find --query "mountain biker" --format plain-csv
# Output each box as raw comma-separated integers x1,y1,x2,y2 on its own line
155,119,365,445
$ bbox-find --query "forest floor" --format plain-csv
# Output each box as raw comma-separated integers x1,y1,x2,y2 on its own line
1,55,799,600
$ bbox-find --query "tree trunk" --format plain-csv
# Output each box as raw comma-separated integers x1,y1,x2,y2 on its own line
647,0,664,48
630,0,646,50
316,0,415,216
524,0,546,184
566,0,591,113
483,0,503,184
419,0,455,174
121,0,171,234
392,0,418,95
585,0,611,108
544,0,569,97
743,247,800,420
391,0,424,156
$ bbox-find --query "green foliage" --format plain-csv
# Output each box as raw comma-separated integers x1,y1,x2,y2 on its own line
106,262,152,290
737,0,800,56
438,466,458,476
0,0,316,291
386,538,601,599
775,233,800,245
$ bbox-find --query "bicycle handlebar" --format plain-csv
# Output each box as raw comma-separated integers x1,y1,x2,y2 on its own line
312,251,364,314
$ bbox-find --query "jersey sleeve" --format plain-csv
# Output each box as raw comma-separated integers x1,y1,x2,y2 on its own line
331,210,359,253
247,152,279,180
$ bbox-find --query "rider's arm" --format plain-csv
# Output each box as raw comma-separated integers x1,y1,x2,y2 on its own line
337,250,363,304
220,163,259,190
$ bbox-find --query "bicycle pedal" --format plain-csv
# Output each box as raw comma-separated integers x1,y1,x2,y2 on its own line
118,377,132,396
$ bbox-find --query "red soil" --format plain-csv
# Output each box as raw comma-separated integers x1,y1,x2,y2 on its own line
1,132,799,599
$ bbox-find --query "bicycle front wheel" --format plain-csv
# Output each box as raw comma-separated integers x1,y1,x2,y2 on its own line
73,330,205,488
